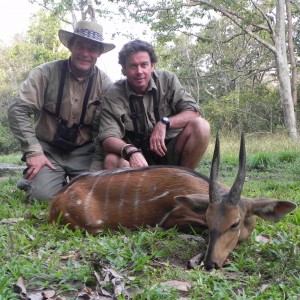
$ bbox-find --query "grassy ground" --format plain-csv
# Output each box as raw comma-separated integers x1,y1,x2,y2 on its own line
0,132,299,299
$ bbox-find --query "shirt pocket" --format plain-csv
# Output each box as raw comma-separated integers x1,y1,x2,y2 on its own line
43,89,58,115
85,97,101,125
123,112,135,132
159,99,173,118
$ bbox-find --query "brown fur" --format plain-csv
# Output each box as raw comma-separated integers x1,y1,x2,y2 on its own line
49,165,296,270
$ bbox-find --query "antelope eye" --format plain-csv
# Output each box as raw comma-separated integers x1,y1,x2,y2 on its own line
230,220,240,230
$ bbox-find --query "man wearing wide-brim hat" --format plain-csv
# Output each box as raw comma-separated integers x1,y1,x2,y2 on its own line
8,20,115,202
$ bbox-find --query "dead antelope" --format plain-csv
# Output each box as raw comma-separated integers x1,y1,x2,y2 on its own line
49,134,296,270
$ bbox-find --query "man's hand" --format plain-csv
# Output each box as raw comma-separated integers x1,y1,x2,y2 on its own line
149,121,167,157
25,154,56,180
129,151,148,168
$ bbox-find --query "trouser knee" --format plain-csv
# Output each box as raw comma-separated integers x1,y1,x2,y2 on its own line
17,176,63,202
31,184,58,201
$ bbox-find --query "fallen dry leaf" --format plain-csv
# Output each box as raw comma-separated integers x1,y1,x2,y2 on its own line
77,286,100,300
60,252,81,260
187,253,205,269
104,268,129,299
13,276,63,300
94,271,112,297
178,234,206,243
42,290,56,298
258,284,270,294
1,213,41,224
0,217,25,224
161,280,191,295
255,235,271,244
13,277,27,298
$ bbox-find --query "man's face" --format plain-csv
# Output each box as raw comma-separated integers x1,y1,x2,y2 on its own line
122,51,154,95
69,37,103,77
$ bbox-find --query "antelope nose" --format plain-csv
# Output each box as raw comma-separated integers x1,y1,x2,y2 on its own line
204,260,220,271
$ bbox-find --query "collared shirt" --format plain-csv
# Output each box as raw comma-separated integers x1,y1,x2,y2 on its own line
99,70,201,142
8,59,112,155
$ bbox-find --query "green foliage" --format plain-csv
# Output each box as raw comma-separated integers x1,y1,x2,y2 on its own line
153,21,286,134
289,157,300,176
277,150,299,163
134,284,180,299
248,151,275,170
27,9,68,66
0,9,69,155
203,85,282,133
0,115,19,154
0,153,22,165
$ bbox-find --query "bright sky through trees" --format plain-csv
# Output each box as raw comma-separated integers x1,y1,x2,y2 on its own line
0,0,39,45
0,0,149,81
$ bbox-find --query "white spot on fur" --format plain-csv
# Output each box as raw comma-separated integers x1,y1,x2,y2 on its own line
83,176,101,225
149,191,171,201
133,172,147,214
77,200,82,205
149,189,182,201
64,212,70,217
63,185,75,194
96,219,103,225
158,206,180,227
119,172,130,211
104,175,114,209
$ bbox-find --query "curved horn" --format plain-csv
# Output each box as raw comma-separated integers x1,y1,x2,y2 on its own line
227,133,246,205
209,132,221,203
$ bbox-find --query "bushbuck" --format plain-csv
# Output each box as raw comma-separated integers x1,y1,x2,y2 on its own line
49,134,296,270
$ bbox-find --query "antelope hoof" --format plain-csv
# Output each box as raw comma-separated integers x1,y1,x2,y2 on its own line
187,253,205,269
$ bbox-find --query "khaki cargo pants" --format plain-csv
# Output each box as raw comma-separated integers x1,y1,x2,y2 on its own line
17,141,95,202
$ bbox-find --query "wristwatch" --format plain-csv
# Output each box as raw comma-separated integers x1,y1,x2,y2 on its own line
161,117,170,130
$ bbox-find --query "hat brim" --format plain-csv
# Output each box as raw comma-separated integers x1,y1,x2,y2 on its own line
59,30,116,54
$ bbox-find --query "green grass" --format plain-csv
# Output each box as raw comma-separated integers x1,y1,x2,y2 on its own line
0,153,22,165
0,132,299,299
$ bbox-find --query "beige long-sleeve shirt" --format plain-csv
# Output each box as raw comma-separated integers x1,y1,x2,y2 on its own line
8,59,112,156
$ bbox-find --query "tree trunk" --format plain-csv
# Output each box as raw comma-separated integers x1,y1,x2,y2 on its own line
286,0,297,107
193,0,298,140
275,0,297,140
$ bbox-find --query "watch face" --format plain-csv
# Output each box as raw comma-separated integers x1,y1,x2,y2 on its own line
162,117,170,129
163,117,170,124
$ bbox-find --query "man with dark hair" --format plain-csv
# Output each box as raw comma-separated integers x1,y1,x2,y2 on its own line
118,39,158,67
8,20,115,201
92,39,210,170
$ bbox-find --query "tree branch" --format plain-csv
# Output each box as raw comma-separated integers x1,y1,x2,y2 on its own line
190,0,277,54
251,0,275,43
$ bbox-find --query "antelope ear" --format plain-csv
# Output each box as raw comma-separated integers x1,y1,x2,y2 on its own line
174,194,209,214
252,199,297,221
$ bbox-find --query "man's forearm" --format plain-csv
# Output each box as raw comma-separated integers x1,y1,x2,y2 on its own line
168,111,200,129
102,137,128,155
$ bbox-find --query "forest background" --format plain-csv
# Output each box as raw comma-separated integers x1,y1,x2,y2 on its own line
0,0,299,155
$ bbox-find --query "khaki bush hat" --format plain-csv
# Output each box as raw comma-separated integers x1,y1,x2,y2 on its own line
59,20,115,54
